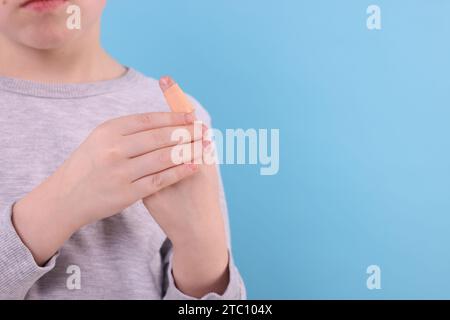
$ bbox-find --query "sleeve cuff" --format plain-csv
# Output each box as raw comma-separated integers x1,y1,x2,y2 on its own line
163,250,246,300
0,201,58,300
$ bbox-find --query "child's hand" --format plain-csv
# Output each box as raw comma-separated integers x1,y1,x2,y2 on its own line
143,152,230,298
13,112,201,265
54,112,203,225
142,77,230,298
143,144,224,244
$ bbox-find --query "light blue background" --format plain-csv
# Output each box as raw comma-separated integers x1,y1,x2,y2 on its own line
102,1,450,299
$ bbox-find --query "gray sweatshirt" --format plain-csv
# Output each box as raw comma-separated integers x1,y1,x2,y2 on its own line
0,68,246,300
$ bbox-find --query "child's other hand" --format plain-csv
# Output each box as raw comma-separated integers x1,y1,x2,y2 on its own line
13,112,201,265
142,77,230,298
143,160,230,298
143,145,225,247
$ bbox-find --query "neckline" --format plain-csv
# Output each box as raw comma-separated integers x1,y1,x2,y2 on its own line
0,67,143,99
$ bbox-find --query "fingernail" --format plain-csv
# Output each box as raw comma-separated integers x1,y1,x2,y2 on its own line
159,76,175,92
185,113,195,123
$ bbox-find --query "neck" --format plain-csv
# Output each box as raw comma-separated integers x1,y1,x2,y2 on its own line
0,22,126,83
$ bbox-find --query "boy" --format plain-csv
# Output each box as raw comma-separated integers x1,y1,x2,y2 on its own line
0,0,245,299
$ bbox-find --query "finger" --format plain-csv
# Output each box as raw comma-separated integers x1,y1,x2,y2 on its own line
131,163,199,199
122,124,203,158
159,76,176,92
107,112,195,136
202,140,218,166
160,76,196,113
127,140,205,182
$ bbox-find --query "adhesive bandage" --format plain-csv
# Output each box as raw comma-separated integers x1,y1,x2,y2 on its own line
163,83,195,113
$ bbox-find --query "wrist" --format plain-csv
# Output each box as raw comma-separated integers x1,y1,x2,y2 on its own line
171,212,229,269
171,215,227,252
172,230,228,259
12,177,83,265
171,232,230,297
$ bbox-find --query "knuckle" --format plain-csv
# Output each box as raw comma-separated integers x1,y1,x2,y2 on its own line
150,173,164,189
159,149,170,163
93,122,114,141
102,146,123,162
151,129,166,147
138,113,153,126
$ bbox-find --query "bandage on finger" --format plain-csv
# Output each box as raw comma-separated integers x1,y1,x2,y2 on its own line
159,76,195,113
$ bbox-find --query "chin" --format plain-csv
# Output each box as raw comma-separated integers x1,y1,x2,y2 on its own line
19,23,74,50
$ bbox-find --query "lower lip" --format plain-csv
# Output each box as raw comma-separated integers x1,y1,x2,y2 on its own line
21,0,67,12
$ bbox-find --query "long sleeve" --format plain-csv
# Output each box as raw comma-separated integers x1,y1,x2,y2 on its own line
162,244,246,300
0,201,58,300
0,69,245,299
